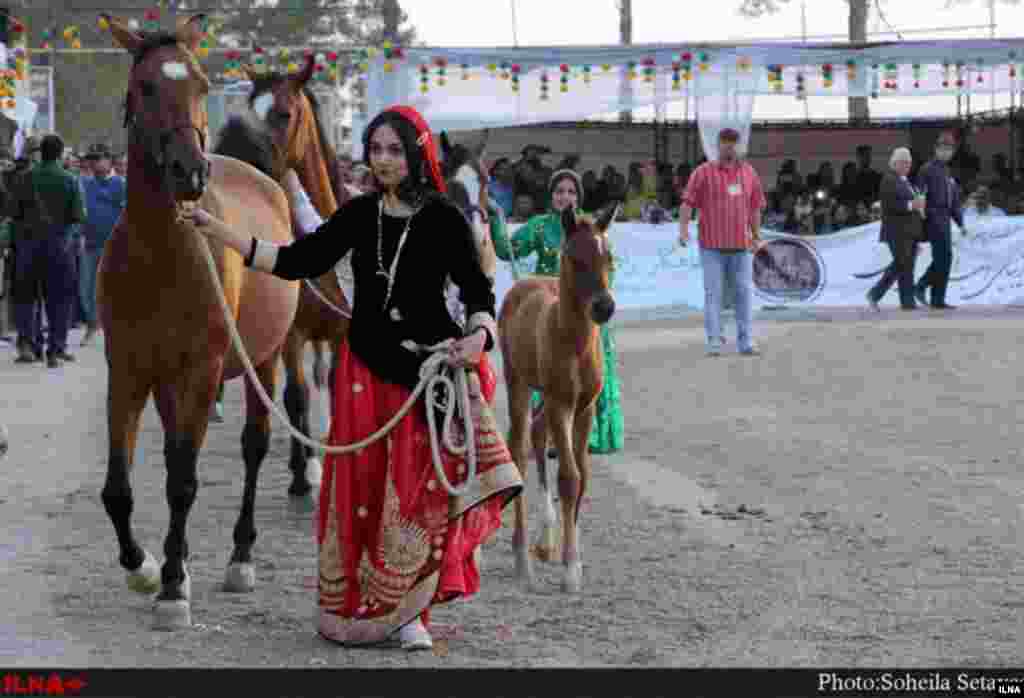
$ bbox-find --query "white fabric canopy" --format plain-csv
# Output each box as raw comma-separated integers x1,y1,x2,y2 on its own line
354,38,1024,158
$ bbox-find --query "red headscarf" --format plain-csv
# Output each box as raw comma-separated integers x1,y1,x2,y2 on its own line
382,105,447,195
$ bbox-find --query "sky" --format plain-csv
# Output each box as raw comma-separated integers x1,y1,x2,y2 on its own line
395,0,1024,120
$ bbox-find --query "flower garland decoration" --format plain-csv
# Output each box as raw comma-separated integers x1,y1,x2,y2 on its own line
870,63,879,98
642,57,655,83
435,56,447,86
911,62,922,89
627,60,638,80
511,63,521,92
671,56,682,90
559,63,570,92
1009,51,1017,79
583,64,592,84
882,62,898,90
63,25,82,51
767,64,783,92
419,63,430,92
845,59,856,83
795,69,806,99
821,63,833,89
698,51,710,72
540,70,549,100
976,57,984,84
955,60,965,89
942,60,951,88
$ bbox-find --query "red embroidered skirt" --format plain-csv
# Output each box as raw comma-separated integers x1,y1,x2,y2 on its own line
316,344,523,645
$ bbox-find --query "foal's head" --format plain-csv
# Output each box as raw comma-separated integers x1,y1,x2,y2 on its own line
560,205,618,325
104,13,211,200
246,58,321,175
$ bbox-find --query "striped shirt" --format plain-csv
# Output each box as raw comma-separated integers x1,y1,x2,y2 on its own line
683,159,766,250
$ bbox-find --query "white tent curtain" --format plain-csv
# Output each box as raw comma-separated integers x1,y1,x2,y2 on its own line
694,55,761,162
237,37,1024,157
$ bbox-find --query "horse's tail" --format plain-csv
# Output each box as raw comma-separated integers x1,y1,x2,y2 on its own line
211,114,277,178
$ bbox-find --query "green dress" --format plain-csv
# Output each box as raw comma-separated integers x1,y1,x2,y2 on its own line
491,211,624,454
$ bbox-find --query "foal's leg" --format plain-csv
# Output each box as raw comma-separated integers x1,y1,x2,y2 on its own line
531,400,559,562
546,400,582,592
572,402,597,572
154,365,219,630
506,378,534,587
224,357,278,593
282,330,320,499
101,368,159,594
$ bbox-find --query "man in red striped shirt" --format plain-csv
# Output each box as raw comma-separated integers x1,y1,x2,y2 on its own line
679,128,766,357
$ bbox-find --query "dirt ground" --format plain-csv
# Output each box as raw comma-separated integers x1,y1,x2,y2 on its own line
1,306,1023,669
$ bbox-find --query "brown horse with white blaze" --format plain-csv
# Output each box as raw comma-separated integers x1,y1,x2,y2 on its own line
243,60,350,501
498,204,618,592
96,14,299,629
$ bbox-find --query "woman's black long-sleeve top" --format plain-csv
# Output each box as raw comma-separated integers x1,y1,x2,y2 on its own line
269,192,496,391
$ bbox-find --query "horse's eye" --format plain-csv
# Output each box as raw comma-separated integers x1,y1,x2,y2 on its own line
139,81,156,98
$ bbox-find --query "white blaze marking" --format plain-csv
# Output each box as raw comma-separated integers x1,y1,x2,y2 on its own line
162,62,189,81
253,93,273,121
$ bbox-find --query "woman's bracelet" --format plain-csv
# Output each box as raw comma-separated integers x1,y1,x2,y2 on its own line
244,237,258,267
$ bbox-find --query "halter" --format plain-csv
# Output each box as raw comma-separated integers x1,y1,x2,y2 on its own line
123,36,210,177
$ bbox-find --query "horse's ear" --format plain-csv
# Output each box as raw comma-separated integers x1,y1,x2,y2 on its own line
596,203,619,232
561,206,578,238
290,54,315,90
101,14,142,54
176,13,207,54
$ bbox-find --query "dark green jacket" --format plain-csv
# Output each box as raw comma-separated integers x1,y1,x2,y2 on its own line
7,160,87,237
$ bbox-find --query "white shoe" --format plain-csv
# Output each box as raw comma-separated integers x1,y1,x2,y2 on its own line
398,619,433,651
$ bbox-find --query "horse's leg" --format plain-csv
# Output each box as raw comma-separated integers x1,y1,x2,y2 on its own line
547,400,582,593
282,329,319,500
153,364,219,630
506,377,534,587
571,402,597,574
531,400,558,562
224,356,278,593
101,369,159,595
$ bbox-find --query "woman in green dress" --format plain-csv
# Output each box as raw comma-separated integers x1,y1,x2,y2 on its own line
490,169,624,454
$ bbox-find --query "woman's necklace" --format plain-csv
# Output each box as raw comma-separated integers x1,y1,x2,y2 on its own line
377,195,417,314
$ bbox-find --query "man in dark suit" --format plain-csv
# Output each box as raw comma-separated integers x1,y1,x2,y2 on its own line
867,147,925,310
914,131,966,309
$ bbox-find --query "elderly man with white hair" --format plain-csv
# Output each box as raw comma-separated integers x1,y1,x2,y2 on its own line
866,146,926,310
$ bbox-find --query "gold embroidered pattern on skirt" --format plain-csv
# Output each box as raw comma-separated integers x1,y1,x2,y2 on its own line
378,470,432,576
319,470,346,609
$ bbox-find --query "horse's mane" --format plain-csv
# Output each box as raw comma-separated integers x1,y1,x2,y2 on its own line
212,114,276,177
442,142,474,181
248,72,342,197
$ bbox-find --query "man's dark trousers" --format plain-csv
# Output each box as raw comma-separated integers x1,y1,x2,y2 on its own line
917,217,953,306
13,235,75,358
871,237,919,307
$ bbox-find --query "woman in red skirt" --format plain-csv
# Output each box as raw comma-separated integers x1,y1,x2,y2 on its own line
187,105,523,651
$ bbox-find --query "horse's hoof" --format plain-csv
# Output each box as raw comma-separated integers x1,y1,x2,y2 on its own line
223,562,256,593
126,549,161,594
535,525,559,563
305,457,323,489
561,561,582,593
153,600,191,631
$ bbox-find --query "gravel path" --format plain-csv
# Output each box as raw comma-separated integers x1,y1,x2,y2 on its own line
2,307,1022,667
